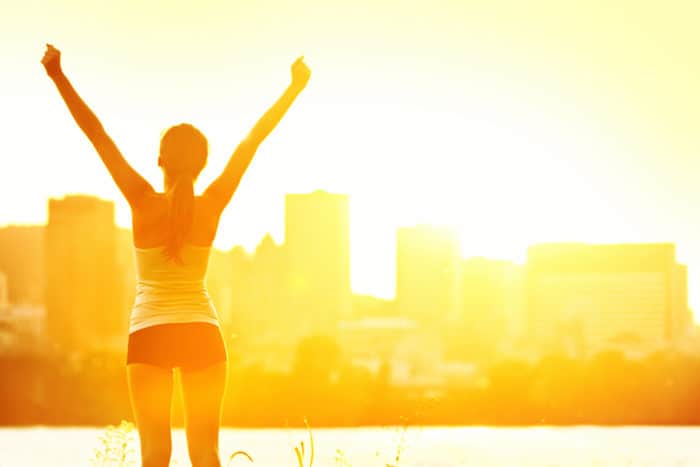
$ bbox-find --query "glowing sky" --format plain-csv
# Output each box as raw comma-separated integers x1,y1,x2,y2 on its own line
1,0,699,314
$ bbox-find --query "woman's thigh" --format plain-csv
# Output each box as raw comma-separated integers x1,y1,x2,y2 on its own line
180,362,228,448
127,363,174,448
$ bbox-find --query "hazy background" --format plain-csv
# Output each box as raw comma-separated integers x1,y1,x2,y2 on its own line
1,0,699,313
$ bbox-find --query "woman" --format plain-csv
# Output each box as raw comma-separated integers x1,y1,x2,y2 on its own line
41,44,310,467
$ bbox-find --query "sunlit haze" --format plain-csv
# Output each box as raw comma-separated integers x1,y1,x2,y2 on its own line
2,0,699,315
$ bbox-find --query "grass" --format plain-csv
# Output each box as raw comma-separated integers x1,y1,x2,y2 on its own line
293,418,315,467
90,421,137,467
227,450,255,466
91,419,412,467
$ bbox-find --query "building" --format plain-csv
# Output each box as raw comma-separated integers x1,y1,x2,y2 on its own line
395,225,461,326
337,316,440,384
525,243,690,357
0,225,44,305
45,195,126,353
223,236,297,370
672,264,691,340
351,294,396,318
205,246,236,329
448,257,522,364
285,190,351,335
0,305,45,354
337,316,418,365
225,245,254,334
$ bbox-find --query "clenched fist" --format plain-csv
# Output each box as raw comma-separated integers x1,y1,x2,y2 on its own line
291,56,310,89
41,44,62,78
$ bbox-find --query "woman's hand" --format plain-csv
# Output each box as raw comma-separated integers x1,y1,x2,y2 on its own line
203,56,312,211
41,43,62,78
291,56,311,89
41,42,155,206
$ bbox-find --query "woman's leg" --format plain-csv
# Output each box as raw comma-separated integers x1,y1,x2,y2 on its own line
127,363,174,467
180,362,228,467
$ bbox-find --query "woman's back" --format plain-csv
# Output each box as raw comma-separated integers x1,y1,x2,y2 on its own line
131,193,221,249
134,243,211,283
129,193,222,334
130,244,218,333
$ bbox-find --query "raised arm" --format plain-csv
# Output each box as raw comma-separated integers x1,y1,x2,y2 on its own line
203,56,311,210
41,44,155,207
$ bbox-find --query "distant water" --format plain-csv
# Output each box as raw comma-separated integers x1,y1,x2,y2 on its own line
1,426,700,466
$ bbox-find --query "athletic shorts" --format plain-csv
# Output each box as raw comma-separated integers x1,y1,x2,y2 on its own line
126,322,227,371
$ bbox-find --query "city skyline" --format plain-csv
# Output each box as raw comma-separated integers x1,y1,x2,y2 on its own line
3,191,692,366
1,190,695,429
1,190,697,322
3,0,700,327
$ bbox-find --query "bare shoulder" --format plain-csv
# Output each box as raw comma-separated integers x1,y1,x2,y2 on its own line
130,192,220,246
133,191,167,217
195,192,224,217
192,195,223,242
134,192,218,217
130,192,168,235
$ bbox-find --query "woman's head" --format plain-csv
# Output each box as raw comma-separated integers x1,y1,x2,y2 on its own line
158,123,208,263
158,123,208,180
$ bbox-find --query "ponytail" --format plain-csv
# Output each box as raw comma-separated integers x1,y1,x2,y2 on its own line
164,173,195,263
158,123,208,262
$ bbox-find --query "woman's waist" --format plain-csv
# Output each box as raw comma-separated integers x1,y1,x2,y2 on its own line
136,278,209,292
134,280,212,306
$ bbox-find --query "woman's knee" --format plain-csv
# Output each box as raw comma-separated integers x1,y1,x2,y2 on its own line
189,446,221,467
187,425,220,464
140,444,171,467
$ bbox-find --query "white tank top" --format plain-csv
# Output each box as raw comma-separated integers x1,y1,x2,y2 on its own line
129,243,219,334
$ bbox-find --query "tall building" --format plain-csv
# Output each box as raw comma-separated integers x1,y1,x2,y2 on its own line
671,264,691,340
0,225,44,305
525,243,689,356
226,245,254,331
45,196,126,352
285,190,351,334
395,225,461,326
219,235,297,370
448,257,522,364
205,246,236,328
248,234,290,335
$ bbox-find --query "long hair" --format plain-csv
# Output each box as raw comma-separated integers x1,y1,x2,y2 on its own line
158,123,208,263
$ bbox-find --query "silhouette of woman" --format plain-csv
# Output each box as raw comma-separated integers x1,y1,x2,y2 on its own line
41,44,310,467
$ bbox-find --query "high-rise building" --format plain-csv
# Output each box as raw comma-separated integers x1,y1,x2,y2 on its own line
395,225,461,326
205,247,236,328
220,239,296,370
525,243,689,356
248,234,289,332
0,225,44,305
285,190,351,334
448,257,522,363
671,263,691,340
226,245,254,329
45,195,126,352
